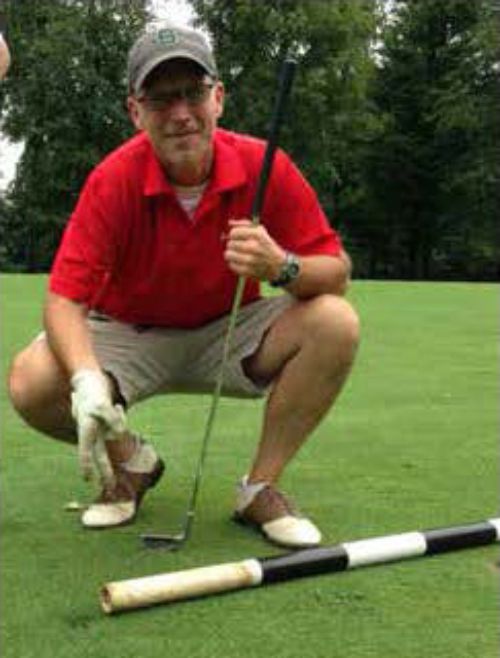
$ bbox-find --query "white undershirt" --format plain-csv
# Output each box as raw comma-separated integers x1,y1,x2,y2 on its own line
173,182,208,221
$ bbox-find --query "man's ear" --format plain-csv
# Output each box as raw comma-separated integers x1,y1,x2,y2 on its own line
127,96,143,131
214,81,225,120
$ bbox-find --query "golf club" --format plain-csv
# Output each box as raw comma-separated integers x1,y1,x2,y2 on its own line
141,58,297,550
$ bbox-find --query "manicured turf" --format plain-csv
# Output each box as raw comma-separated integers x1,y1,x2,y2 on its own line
1,275,498,658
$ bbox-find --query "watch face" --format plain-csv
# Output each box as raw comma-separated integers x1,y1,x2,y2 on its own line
288,261,300,278
285,253,300,281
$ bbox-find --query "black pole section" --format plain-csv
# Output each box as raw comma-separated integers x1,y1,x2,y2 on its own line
261,546,349,584
250,59,296,218
425,522,498,555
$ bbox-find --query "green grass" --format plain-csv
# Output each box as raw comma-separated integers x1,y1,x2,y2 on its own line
1,275,498,658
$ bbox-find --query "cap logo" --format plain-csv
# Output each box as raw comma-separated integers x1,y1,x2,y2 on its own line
155,28,178,46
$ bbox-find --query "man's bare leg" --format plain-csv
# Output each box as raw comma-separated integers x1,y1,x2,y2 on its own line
245,294,359,485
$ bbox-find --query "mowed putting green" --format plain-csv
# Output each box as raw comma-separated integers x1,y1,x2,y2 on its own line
0,274,497,658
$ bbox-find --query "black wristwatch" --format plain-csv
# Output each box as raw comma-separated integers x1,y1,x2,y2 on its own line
270,252,301,288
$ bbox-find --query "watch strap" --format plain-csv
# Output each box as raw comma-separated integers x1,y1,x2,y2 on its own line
270,252,300,287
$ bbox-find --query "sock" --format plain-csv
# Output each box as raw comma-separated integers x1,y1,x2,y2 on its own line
122,436,158,474
236,475,268,512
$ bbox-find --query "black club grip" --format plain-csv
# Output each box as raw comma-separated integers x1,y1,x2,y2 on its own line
250,59,297,220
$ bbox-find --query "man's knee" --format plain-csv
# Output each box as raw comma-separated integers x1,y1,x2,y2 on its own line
8,349,38,414
303,295,360,364
7,344,73,439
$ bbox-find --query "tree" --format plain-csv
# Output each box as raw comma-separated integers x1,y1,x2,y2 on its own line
360,0,500,279
192,0,382,242
0,0,150,271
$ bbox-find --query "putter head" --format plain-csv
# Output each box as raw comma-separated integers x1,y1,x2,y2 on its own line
140,533,186,550
141,511,194,550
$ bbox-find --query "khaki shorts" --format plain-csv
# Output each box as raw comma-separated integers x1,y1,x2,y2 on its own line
88,295,295,407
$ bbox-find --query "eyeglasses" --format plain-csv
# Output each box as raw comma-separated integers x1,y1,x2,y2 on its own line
137,80,216,112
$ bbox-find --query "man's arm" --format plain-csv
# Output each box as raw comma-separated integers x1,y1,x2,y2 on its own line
43,291,100,375
224,220,352,298
44,291,126,483
283,250,352,299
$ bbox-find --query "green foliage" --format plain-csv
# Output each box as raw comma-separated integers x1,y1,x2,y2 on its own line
192,0,382,227
356,0,500,279
0,0,150,271
193,0,499,280
0,0,498,279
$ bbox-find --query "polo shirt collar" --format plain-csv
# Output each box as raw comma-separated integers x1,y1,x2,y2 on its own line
143,140,175,197
210,129,247,193
142,129,247,198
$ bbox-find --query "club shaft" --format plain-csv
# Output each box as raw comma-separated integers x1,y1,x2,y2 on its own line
191,58,297,519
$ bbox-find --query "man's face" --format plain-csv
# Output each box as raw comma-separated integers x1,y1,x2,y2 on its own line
128,59,224,175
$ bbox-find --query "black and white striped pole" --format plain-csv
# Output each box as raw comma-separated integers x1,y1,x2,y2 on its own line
101,518,499,613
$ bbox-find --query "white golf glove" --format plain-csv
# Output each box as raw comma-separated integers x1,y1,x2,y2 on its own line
71,369,127,485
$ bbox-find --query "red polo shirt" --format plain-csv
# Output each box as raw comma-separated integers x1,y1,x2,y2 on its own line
50,129,342,328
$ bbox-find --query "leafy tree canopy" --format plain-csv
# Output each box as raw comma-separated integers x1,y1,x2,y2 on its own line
0,0,149,270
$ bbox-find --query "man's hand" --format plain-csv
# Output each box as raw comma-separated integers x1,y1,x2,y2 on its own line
224,219,286,281
71,369,127,485
0,34,11,80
